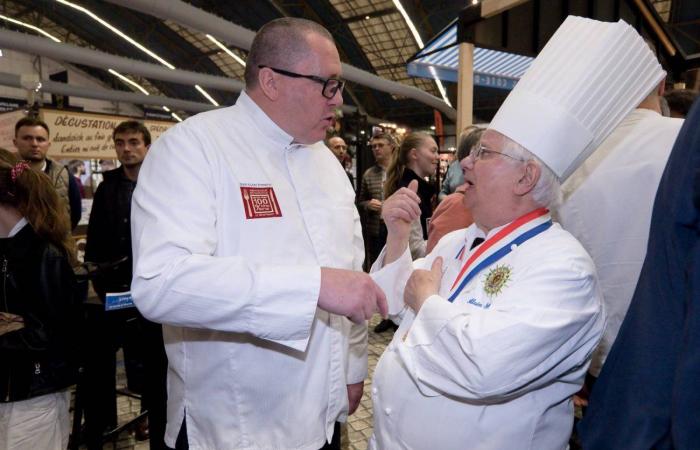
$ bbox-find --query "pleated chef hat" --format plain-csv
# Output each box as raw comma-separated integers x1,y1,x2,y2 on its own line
489,16,665,181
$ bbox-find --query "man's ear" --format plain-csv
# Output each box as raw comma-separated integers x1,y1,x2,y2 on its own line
257,67,279,101
514,160,540,196
657,77,666,97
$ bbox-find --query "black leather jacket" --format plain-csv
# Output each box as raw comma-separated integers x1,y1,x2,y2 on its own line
0,223,79,402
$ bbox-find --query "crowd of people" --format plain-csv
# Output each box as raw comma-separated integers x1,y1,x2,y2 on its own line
1,14,700,450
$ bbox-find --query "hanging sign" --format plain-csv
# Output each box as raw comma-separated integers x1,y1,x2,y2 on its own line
39,109,175,159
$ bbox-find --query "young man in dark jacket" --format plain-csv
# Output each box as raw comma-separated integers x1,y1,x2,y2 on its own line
84,121,167,449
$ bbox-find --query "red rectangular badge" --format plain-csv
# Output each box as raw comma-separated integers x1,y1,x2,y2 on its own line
240,186,282,219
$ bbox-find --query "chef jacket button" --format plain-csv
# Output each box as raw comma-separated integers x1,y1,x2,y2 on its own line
384,407,392,415
372,387,378,395
510,243,517,250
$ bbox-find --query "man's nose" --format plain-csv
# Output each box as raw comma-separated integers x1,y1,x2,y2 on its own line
462,155,476,170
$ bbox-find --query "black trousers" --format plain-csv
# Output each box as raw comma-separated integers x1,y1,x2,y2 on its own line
169,420,341,450
141,318,169,450
82,304,168,450
83,305,144,448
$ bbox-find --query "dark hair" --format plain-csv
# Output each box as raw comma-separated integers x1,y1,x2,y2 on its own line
384,132,433,199
0,149,76,263
456,127,484,161
664,89,698,118
67,159,84,175
113,120,151,146
244,18,334,88
325,134,343,146
15,117,50,136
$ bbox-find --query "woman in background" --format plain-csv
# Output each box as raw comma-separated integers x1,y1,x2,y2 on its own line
374,132,438,334
0,148,79,449
426,127,484,253
383,131,439,260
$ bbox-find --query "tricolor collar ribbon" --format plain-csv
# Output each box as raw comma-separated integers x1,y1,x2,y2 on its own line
447,208,552,303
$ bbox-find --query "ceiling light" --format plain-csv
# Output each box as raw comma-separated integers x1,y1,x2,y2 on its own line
206,34,246,67
2,10,189,114
56,0,175,69
162,106,171,112
171,112,183,122
429,67,452,107
391,0,452,107
55,0,219,106
365,16,371,20
108,69,150,95
392,0,424,48
0,13,61,42
195,84,219,106
430,125,436,130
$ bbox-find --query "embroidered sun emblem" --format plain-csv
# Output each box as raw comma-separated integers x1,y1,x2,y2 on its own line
483,265,512,297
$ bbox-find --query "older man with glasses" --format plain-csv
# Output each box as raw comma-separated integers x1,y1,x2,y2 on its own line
130,18,386,450
367,16,664,449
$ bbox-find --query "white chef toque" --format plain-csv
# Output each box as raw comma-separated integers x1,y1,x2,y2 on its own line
488,16,665,181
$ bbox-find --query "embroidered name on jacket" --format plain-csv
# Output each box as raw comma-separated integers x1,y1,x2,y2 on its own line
240,184,282,219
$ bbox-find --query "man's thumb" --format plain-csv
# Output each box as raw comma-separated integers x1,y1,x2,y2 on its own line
408,179,419,193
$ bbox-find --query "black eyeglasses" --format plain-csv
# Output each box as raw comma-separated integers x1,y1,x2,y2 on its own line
471,144,527,162
258,65,345,99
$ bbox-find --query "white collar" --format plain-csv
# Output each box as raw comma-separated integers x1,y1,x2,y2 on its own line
237,91,295,149
8,217,28,237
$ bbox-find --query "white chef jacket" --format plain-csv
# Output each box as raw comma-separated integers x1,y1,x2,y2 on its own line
130,91,368,450
557,108,683,376
369,218,604,450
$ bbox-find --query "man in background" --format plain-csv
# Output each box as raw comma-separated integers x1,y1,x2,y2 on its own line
326,135,354,187
579,97,700,450
557,79,683,406
13,117,81,229
357,132,396,269
84,121,167,449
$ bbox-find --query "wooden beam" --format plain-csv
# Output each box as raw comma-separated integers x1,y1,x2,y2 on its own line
632,0,676,57
481,0,531,18
457,42,474,132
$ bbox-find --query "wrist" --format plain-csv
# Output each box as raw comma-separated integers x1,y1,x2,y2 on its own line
384,235,408,265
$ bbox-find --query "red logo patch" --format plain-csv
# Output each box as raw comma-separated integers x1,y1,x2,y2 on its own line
240,186,282,219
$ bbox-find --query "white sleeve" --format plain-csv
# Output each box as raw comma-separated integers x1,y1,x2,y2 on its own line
397,254,604,402
345,318,368,384
130,126,319,352
370,245,437,323
408,219,427,260
346,204,368,383
369,247,412,317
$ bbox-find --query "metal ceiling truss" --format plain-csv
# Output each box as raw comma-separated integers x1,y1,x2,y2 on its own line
0,0,461,127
